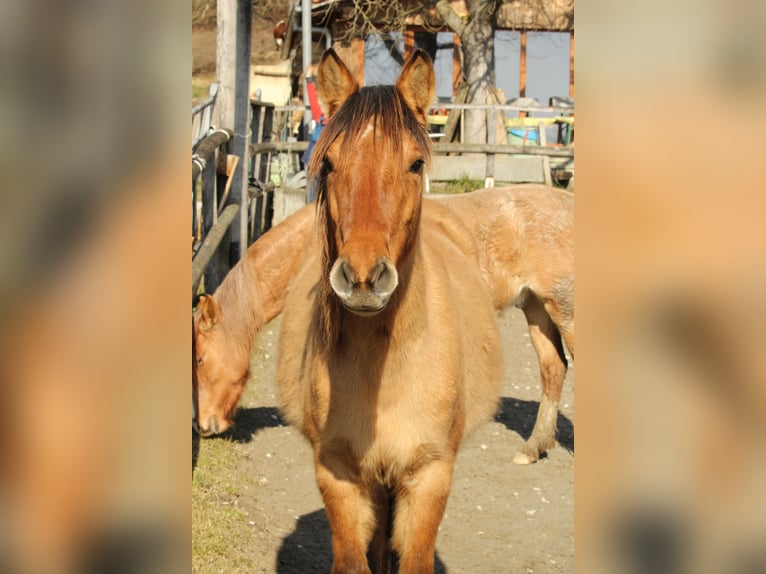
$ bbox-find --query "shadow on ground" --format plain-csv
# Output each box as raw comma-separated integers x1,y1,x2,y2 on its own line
276,509,447,573
225,406,287,442
192,407,285,473
494,397,574,454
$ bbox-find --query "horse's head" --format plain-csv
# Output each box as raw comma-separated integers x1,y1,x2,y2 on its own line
192,295,248,436
310,48,435,315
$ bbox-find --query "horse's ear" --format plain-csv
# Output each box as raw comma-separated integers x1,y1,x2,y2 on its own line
317,49,359,117
197,295,219,331
396,49,435,124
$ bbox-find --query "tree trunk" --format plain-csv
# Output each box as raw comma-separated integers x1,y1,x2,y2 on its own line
462,0,497,144
437,0,499,145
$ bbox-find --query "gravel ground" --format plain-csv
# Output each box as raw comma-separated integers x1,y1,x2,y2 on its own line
193,306,574,573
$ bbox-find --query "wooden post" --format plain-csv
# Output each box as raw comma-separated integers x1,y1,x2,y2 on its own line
356,38,365,86
216,0,251,263
452,33,462,97
404,29,415,59
332,39,364,87
519,30,527,117
569,30,575,97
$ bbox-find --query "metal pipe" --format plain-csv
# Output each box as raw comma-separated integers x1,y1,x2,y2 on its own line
192,129,231,181
301,0,312,135
192,203,240,292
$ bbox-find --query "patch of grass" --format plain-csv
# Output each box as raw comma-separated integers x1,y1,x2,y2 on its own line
192,82,210,101
192,438,254,572
441,175,486,195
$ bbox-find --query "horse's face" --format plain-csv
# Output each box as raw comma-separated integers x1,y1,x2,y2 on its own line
192,296,246,436
314,49,435,315
322,120,425,315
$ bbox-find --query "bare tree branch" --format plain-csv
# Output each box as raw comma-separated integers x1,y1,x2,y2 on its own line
435,0,466,36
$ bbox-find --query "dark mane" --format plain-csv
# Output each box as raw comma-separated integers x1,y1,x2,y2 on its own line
308,85,432,185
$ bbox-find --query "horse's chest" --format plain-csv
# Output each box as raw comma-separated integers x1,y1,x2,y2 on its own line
312,345,459,477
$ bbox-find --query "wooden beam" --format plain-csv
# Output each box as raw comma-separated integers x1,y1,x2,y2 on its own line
569,30,575,97
357,37,365,86
519,30,527,117
519,30,527,98
452,33,462,96
332,39,365,87
404,29,415,59
496,0,574,31
433,142,574,157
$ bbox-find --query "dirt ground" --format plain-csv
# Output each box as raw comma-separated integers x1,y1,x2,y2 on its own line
192,306,574,573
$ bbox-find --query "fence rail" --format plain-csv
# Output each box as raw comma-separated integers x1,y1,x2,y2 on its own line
248,141,573,157
192,128,236,294
192,203,240,294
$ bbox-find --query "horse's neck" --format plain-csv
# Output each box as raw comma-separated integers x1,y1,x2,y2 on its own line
218,204,315,359
246,204,315,323
215,261,265,362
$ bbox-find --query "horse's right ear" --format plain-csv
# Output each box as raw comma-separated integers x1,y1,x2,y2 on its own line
317,49,359,118
197,295,219,331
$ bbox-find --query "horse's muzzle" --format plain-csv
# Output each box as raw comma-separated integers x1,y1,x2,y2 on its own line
329,256,398,315
195,415,225,437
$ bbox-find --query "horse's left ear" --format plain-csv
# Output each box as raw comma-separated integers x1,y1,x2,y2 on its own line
396,49,435,124
197,295,219,331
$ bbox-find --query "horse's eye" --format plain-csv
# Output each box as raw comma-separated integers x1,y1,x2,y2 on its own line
196,356,204,366
323,158,334,173
409,158,424,174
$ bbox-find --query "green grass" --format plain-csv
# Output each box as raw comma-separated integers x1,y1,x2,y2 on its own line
440,176,486,195
192,82,211,101
192,438,255,572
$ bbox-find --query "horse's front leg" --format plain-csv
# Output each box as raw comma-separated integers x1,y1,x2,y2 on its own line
391,456,455,574
315,450,376,574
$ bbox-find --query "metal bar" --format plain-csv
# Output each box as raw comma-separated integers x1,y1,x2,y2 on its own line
192,129,231,180
191,203,240,292
301,0,312,136
191,96,216,116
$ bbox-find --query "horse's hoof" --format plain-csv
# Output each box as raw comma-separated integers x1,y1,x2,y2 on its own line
513,449,538,465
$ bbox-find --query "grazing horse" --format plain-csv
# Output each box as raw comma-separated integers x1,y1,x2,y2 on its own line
192,184,574,462
193,203,315,436
275,49,502,572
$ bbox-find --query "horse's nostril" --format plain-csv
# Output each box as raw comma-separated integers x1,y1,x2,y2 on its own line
372,258,398,297
370,261,385,284
330,258,355,297
341,260,354,285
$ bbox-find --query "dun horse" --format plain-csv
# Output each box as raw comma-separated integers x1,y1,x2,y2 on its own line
193,204,315,436
193,191,573,464
275,49,502,572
